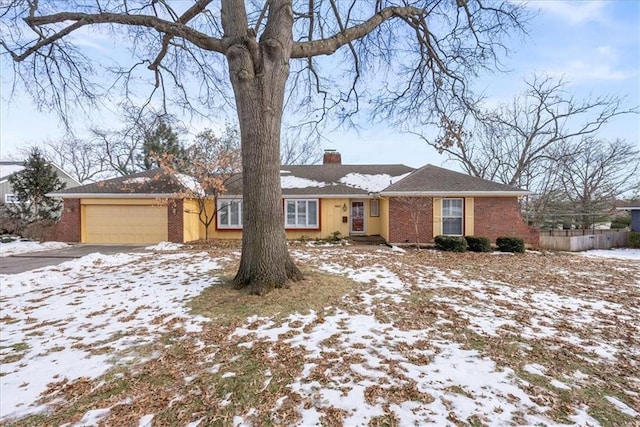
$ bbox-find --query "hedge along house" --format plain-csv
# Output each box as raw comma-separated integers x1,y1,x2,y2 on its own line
48,151,538,245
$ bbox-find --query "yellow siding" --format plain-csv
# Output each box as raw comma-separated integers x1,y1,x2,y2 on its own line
200,199,217,239
464,197,474,236
433,197,442,237
282,198,350,240
183,199,203,242
205,197,387,241
83,204,167,243
367,199,383,235
379,198,390,241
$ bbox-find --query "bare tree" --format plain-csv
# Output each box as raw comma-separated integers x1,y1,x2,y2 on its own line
557,138,640,229
90,107,185,176
2,0,527,294
178,126,242,239
396,197,431,250
423,75,637,226
426,75,637,189
21,136,107,183
281,127,322,165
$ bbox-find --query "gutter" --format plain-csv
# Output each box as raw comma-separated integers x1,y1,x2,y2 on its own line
380,190,532,197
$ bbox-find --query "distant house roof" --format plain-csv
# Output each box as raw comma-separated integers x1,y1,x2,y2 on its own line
48,169,207,198
381,164,530,196
616,200,640,210
1,160,81,189
0,161,25,182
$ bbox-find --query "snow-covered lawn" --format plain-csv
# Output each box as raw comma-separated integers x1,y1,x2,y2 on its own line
1,244,639,426
0,239,69,257
579,248,640,261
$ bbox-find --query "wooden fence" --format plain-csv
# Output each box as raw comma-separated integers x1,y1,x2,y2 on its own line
539,229,630,251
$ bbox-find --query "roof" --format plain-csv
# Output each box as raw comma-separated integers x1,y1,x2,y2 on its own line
616,200,640,210
381,164,530,196
48,163,531,199
1,160,82,187
0,161,27,182
223,164,415,196
49,169,203,198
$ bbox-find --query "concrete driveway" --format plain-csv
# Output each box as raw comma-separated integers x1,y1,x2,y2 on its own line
0,245,146,275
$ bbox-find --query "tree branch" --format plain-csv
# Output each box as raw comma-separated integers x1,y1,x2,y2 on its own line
291,5,423,58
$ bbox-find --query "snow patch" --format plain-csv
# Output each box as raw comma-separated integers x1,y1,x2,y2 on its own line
605,396,639,417
122,177,151,184
145,241,183,251
580,249,640,261
0,240,69,257
281,175,327,189
174,173,204,196
340,172,411,193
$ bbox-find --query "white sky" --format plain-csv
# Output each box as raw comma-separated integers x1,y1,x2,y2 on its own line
0,1,638,169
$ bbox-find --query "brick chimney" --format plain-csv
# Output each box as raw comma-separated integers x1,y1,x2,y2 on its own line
323,149,342,165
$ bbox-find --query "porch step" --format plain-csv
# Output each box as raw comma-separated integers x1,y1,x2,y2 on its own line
347,235,388,246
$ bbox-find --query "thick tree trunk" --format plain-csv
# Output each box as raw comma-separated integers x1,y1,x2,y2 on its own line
222,0,303,295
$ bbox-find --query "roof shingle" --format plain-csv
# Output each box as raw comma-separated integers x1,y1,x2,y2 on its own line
382,164,528,195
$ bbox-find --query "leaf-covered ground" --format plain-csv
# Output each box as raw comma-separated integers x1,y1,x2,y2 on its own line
1,243,638,426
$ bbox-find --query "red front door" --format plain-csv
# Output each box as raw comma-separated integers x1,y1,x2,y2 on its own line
351,201,365,233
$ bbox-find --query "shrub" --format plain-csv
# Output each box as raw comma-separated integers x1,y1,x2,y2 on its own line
629,232,640,248
22,220,56,242
465,236,491,252
496,236,525,253
611,216,630,229
434,235,467,252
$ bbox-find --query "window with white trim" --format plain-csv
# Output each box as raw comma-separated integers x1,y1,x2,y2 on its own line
370,199,380,217
442,198,463,235
217,200,242,228
4,194,18,204
285,199,318,228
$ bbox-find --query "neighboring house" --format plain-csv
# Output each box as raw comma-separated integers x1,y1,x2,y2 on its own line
616,201,640,232
48,150,538,245
0,160,81,208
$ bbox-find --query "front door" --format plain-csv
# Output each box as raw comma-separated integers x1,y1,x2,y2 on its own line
351,201,365,234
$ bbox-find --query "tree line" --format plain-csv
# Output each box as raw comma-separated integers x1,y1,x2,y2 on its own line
421,75,639,230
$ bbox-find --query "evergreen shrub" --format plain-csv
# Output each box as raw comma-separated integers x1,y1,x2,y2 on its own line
434,235,467,252
496,236,525,253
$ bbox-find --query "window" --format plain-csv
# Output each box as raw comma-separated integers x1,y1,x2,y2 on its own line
217,200,242,228
370,199,380,217
442,198,463,235
285,199,318,228
4,194,19,204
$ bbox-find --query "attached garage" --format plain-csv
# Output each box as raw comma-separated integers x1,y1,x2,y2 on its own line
82,201,168,244
48,170,205,244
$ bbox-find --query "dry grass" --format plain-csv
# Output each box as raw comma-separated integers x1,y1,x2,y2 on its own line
189,268,362,324
4,246,639,426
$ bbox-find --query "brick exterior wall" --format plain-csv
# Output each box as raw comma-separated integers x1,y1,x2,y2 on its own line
48,198,81,242
388,197,433,244
472,197,539,245
167,199,184,243
388,196,539,246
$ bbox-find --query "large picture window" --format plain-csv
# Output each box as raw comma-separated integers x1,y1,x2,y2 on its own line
285,199,318,228
442,198,463,235
217,200,242,228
